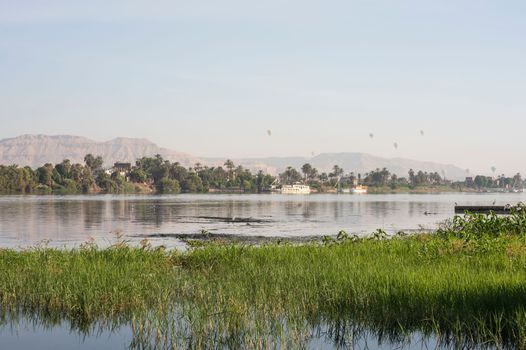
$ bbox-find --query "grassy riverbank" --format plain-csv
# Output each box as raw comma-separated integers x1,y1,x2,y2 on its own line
1,212,526,348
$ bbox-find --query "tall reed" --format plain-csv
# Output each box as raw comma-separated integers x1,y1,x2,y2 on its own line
1,211,526,348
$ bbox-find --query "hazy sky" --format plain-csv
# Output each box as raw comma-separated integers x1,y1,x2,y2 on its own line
1,0,525,175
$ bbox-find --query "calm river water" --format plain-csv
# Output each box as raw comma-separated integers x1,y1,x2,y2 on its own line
2,192,516,349
0,319,441,350
0,192,525,248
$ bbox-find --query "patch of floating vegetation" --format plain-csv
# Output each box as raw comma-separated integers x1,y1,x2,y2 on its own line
131,230,324,245
2,209,526,348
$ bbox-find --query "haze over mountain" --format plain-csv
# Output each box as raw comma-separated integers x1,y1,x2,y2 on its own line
0,135,200,168
0,135,468,180
204,154,467,180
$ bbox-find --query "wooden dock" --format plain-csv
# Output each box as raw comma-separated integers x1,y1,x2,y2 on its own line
454,205,521,214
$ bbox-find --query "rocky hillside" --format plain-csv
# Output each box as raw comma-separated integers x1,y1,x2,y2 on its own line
0,135,200,168
205,153,467,180
0,135,466,179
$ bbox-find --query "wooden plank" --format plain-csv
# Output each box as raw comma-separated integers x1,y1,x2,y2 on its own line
454,205,515,214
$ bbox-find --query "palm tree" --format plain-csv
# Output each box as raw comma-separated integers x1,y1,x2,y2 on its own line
194,162,203,173
329,165,344,190
224,159,235,181
301,163,313,183
408,169,415,186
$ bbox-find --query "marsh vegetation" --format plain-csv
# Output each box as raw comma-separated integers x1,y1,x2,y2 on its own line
2,211,526,348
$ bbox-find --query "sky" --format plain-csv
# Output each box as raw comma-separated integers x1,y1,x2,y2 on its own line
0,0,525,175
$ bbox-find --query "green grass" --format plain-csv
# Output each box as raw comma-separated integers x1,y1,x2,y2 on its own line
2,212,526,348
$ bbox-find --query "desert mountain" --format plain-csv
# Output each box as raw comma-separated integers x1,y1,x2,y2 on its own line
205,153,467,180
0,135,200,168
0,135,467,179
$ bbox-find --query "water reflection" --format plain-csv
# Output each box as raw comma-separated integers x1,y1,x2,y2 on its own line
1,310,504,349
0,193,525,248
83,200,105,228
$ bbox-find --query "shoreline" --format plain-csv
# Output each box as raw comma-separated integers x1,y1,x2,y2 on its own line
0,187,522,196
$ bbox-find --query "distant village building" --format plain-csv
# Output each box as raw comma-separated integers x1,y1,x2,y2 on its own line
113,162,132,176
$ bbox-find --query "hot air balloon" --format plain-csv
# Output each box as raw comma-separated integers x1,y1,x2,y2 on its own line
393,142,398,149
267,129,272,136
369,133,374,139
420,130,424,136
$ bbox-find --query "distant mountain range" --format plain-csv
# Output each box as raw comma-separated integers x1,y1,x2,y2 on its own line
0,135,199,168
208,153,467,180
0,135,467,180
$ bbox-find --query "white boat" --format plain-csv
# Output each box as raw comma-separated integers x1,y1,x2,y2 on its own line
350,185,368,194
281,184,311,194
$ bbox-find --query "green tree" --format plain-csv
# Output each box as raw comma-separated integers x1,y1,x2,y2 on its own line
84,154,104,178
513,173,522,189
301,163,313,182
157,178,181,194
255,171,274,193
55,159,72,179
408,169,415,187
129,169,147,183
36,163,55,187
224,159,235,181
181,173,203,192
279,166,302,185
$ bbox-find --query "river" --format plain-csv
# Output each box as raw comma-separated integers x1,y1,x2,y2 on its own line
0,192,524,248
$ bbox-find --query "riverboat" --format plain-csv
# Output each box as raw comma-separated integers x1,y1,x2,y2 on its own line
351,185,368,194
281,184,311,194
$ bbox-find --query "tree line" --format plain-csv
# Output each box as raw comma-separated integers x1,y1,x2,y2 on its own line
0,156,523,194
0,155,275,195
280,163,525,191
453,173,524,191
279,164,450,190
